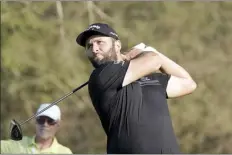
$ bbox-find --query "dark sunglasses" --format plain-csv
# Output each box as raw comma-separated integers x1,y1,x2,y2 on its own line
36,116,57,125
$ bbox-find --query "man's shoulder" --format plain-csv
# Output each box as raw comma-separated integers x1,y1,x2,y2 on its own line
1,136,31,143
56,142,72,153
1,136,32,153
92,61,129,72
90,61,129,77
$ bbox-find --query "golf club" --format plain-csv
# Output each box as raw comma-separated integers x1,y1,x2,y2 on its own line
9,81,89,141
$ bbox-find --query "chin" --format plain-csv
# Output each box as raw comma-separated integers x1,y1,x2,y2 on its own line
90,56,116,68
40,134,53,140
90,59,105,68
38,131,53,139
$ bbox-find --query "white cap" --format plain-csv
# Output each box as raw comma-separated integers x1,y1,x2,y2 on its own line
36,103,61,121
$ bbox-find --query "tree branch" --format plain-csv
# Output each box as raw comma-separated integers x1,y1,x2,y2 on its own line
56,1,67,52
86,1,94,24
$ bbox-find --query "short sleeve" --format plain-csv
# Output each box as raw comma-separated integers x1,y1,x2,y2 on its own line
154,73,171,98
0,140,16,153
1,140,9,153
89,61,130,91
61,147,73,154
159,73,171,89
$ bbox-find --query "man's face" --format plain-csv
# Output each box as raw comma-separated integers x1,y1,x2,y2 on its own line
85,35,118,68
35,116,60,140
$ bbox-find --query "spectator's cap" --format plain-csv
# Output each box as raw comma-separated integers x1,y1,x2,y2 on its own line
76,23,119,47
36,103,61,121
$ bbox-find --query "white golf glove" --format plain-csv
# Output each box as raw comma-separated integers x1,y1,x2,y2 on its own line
133,43,146,50
133,43,158,53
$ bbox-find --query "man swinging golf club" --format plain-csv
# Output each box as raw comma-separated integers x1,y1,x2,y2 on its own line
1,103,72,154
76,23,197,153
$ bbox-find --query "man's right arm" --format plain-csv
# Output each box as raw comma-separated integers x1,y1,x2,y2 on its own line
122,51,162,87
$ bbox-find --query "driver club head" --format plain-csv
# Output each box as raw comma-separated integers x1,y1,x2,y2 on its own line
10,119,23,141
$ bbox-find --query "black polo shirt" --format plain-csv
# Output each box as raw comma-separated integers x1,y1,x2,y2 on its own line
88,61,180,154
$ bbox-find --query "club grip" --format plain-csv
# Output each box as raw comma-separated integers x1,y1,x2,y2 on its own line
72,81,89,93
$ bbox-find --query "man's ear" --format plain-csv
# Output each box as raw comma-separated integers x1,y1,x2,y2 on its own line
114,40,122,53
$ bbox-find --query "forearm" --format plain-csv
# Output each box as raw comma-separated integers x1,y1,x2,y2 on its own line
144,47,193,79
134,51,162,71
123,51,162,87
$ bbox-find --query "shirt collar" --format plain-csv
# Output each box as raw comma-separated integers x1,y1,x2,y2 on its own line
28,135,36,146
28,135,59,151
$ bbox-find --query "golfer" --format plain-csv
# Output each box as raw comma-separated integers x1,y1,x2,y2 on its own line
1,103,72,154
76,23,197,153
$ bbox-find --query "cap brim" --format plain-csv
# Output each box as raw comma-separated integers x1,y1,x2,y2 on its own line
36,114,58,121
76,30,109,47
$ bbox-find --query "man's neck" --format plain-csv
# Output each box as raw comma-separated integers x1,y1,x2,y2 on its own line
35,135,54,150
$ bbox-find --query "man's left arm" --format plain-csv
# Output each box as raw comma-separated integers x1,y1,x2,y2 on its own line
143,46,197,98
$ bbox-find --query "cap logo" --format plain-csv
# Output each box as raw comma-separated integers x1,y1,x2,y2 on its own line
87,25,100,30
110,32,118,38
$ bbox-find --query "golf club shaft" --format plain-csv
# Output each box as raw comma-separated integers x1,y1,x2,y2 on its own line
19,81,89,126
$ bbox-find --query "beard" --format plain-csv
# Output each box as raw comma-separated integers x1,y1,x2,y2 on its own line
89,46,117,68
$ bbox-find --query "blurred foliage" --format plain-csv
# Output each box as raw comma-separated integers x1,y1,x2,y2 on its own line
1,1,232,153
